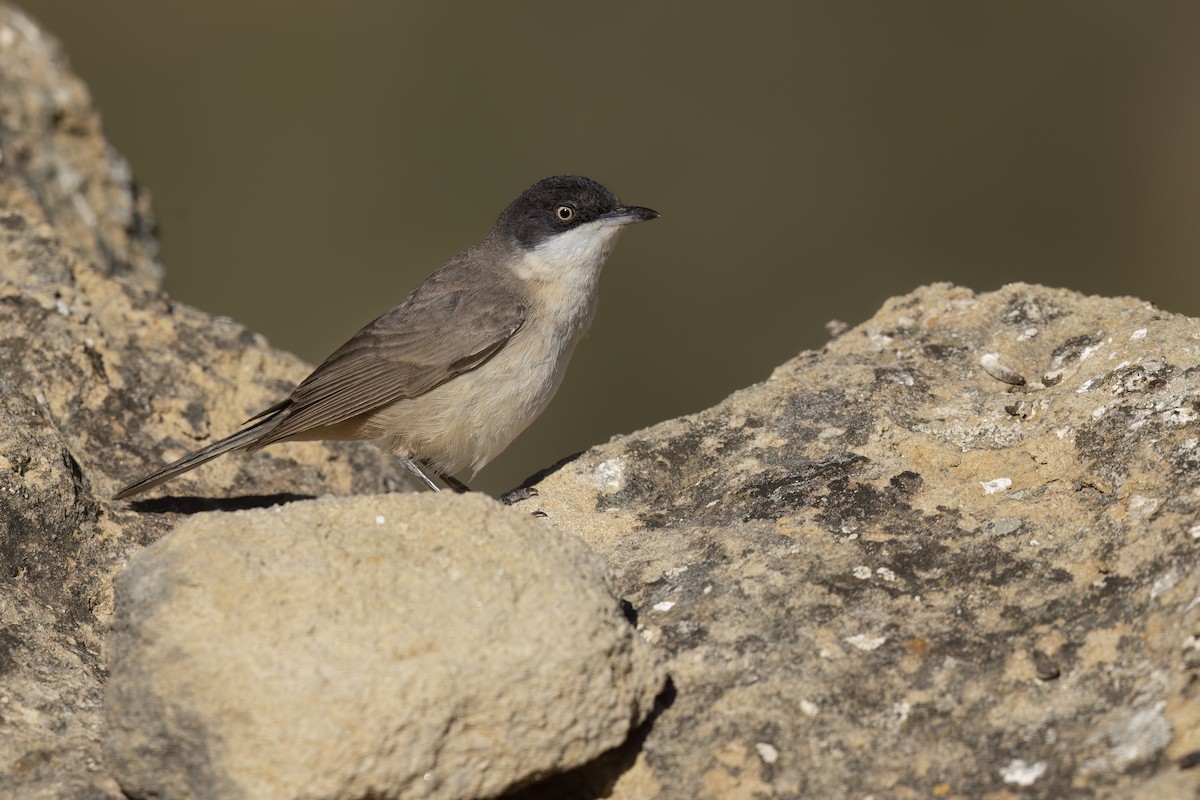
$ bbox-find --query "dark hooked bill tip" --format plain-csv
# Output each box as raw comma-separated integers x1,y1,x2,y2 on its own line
604,205,660,224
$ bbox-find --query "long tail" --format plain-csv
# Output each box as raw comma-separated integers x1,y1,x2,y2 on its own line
113,416,278,500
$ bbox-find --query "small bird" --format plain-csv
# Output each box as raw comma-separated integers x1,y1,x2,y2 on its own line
115,175,658,499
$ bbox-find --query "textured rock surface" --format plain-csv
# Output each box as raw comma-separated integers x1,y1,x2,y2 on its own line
104,492,664,800
0,7,398,797
517,283,1200,799
5,5,1200,799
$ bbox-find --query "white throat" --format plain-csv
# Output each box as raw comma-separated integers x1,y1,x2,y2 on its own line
512,219,625,286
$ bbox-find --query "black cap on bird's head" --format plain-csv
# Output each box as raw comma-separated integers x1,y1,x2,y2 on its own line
497,175,659,250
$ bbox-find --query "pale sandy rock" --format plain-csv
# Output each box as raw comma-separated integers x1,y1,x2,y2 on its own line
0,6,399,797
5,4,1200,798
104,493,665,800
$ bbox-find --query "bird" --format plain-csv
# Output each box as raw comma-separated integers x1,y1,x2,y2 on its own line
114,175,658,500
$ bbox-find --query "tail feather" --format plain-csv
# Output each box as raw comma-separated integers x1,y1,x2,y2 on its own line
113,417,276,500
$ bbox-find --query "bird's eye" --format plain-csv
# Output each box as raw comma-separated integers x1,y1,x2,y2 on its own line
555,205,575,222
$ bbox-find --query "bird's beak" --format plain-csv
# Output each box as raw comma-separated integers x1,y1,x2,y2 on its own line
600,205,660,227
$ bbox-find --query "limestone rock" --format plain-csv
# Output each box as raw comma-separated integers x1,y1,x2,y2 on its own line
5,4,1200,798
517,283,1200,799
104,493,665,800
0,6,399,797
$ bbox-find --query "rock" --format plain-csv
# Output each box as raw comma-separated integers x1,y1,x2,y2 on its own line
103,493,664,800
0,6,400,797
4,5,1199,799
517,283,1200,799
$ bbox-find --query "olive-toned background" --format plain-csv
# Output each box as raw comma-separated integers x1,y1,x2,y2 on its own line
19,1,1200,494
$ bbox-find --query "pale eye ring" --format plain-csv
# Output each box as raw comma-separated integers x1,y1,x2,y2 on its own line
555,205,575,221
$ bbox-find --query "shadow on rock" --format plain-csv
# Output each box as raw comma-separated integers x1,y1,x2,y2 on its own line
501,452,586,505
126,493,316,515
502,678,677,800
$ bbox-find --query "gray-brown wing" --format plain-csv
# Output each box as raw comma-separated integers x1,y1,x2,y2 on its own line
250,265,527,448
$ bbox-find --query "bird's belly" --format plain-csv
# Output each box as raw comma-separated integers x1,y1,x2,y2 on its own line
358,329,575,476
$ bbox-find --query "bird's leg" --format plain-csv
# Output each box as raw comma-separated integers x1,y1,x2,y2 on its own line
437,472,471,493
396,458,441,492
396,458,471,493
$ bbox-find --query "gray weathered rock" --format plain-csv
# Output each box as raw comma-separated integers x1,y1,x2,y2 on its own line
0,6,399,797
104,492,665,800
5,4,1199,798
515,283,1200,799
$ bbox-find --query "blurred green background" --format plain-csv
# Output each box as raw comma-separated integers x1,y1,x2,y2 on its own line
18,1,1200,494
